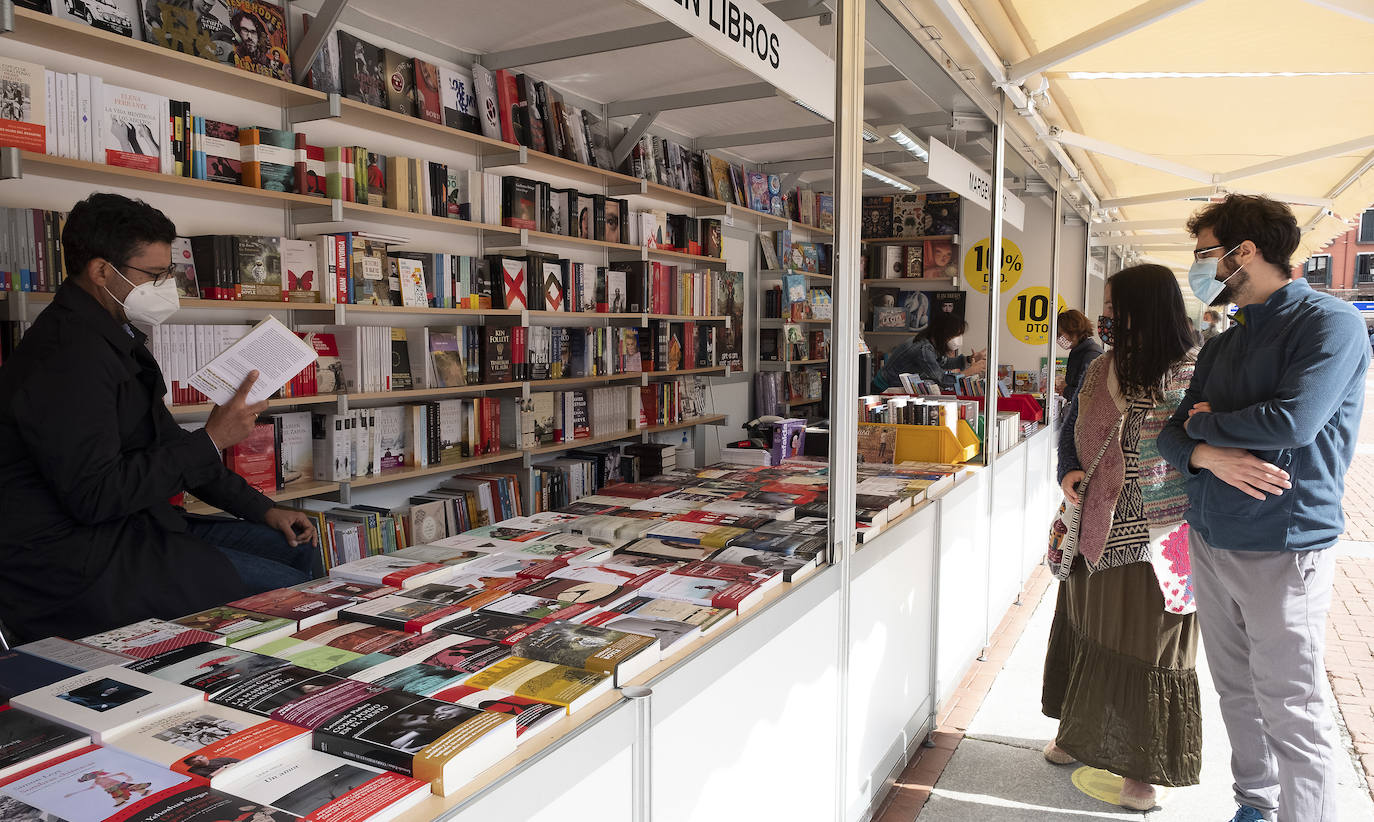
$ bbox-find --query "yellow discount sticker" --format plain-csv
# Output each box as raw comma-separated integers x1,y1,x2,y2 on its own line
963,237,1024,294
1006,286,1068,345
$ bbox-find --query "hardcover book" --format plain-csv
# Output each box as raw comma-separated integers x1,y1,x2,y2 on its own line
102,83,165,172
510,621,659,685
337,31,386,107
224,0,290,82
239,126,296,192
0,58,45,153
382,49,416,116
462,658,612,714
10,666,204,743
101,701,308,785
200,118,241,184
440,65,480,132
413,59,442,124
924,192,961,236
79,620,223,660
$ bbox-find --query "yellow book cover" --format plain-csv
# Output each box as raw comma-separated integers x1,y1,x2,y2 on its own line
464,658,609,709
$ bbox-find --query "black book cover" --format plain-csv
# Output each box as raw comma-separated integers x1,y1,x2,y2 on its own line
592,195,607,242
517,74,546,153
382,49,416,116
314,690,486,775
483,326,513,384
338,31,386,108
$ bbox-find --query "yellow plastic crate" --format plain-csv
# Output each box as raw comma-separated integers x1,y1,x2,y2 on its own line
858,419,981,464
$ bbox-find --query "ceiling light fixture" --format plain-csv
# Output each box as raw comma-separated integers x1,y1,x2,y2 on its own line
862,164,916,192
888,126,929,161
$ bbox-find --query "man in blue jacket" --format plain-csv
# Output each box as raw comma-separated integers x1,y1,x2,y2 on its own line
1160,195,1368,822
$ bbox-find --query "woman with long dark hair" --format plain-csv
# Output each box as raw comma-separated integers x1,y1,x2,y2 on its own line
870,313,985,393
1041,264,1201,810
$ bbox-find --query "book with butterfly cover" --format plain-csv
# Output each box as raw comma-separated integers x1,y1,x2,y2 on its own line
279,238,320,302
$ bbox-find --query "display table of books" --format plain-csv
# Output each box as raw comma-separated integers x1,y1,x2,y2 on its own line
0,428,1058,821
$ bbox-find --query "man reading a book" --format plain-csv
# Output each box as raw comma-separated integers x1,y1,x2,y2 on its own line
0,193,320,643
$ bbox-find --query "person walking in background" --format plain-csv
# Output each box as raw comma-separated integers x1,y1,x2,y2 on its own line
1043,264,1202,811
1055,309,1103,403
1202,309,1225,341
870,313,986,393
1160,194,1368,822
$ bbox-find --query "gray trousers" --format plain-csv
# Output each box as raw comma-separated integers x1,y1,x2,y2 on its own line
1190,529,1340,822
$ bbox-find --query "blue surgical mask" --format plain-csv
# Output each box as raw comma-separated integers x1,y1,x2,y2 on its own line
1188,245,1244,305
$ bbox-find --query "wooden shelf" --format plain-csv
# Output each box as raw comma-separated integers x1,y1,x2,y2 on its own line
760,317,832,325
185,480,341,515
861,234,958,245
759,358,829,368
169,394,340,417
322,200,516,237
9,8,323,109
641,414,728,434
12,152,332,210
523,311,643,325
530,374,643,389
347,383,518,402
645,247,727,267
787,397,824,406
17,292,336,311
645,366,731,379
645,314,728,323
342,303,519,317
865,329,916,336
347,450,524,489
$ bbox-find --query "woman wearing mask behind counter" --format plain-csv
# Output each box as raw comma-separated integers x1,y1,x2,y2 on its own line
1055,309,1104,403
870,312,986,393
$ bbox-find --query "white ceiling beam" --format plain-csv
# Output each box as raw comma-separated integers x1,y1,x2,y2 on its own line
1302,0,1374,24
1101,186,1217,209
927,0,1007,82
1224,188,1334,209
1007,0,1207,85
1050,128,1214,183
1090,231,1195,247
1090,218,1188,234
864,0,970,112
1214,134,1374,184
697,124,834,150
605,66,903,117
478,0,827,69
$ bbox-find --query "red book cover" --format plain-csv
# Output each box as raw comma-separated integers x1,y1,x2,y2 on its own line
512,325,526,381
495,69,520,145
599,482,678,499
500,258,528,310
226,423,278,494
485,397,501,455
676,560,782,585
684,321,697,368
294,138,327,198
333,233,349,305
413,59,442,124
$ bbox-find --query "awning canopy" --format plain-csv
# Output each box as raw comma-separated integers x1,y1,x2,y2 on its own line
917,0,1374,271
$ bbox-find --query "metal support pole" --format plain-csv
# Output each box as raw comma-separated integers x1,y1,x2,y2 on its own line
979,92,1007,660
623,686,653,822
831,0,865,818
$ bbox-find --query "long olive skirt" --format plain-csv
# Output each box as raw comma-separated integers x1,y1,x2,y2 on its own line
1041,559,1202,786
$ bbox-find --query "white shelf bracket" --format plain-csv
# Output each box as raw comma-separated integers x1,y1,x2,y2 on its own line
611,112,660,168
0,146,19,179
286,93,342,127
294,199,345,225
292,0,350,77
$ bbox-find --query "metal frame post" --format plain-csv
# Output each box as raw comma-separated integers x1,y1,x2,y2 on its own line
623,686,653,822
831,0,864,817
980,92,1007,658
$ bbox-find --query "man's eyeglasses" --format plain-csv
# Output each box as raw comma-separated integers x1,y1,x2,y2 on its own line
122,263,176,286
1193,244,1225,263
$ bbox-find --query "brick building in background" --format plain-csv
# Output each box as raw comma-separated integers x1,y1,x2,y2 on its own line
1294,208,1374,304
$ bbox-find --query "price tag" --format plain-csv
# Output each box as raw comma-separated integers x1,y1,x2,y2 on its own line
963,237,1024,294
1005,286,1067,345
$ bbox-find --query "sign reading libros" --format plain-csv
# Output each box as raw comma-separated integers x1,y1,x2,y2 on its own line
633,0,836,121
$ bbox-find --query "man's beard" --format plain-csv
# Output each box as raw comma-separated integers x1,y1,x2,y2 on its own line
1211,264,1248,307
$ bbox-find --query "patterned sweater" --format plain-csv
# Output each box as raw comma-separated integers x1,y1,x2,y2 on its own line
1057,353,1194,575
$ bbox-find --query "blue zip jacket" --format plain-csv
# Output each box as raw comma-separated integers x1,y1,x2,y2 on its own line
1158,279,1368,552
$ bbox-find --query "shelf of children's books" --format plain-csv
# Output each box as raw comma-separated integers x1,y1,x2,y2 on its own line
168,394,340,417
861,235,958,245
346,450,524,489
861,278,959,288
645,366,731,379
184,480,342,515
7,8,325,109
759,270,832,280
529,373,644,389
759,317,832,326
640,414,729,435
10,151,328,210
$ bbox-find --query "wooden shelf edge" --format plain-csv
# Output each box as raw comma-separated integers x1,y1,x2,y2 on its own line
347,451,524,488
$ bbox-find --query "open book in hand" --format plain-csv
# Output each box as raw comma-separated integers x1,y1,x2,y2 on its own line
188,316,318,406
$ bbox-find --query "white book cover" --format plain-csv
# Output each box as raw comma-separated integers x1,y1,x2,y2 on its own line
79,618,224,659
64,71,76,161
55,70,69,158
0,744,197,822
397,257,428,308
101,702,309,786
10,666,204,743
76,72,92,163
439,65,478,131
373,405,407,472
701,499,797,521
16,637,134,671
330,554,450,589
214,748,430,821
100,83,165,172
42,69,55,156
188,316,318,406
274,411,313,487
280,238,320,302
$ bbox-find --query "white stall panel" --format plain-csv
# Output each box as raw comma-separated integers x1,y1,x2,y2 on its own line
651,573,842,822
847,503,939,821
935,470,992,705
990,444,1029,611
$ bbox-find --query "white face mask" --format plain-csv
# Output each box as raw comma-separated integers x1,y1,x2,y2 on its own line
104,264,180,327
1056,335,1073,351
947,336,963,352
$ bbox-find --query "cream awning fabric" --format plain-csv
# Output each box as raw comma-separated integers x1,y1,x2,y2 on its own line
948,0,1374,270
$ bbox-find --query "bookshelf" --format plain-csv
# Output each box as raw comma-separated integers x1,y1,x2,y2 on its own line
861,234,958,246
184,479,342,516
862,278,959,288
526,414,727,456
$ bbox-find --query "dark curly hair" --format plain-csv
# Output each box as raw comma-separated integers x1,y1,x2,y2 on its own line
61,193,177,277
1106,264,1196,398
1185,194,1301,272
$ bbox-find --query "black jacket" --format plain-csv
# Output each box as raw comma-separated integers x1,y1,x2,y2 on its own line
1063,336,1104,402
0,283,268,641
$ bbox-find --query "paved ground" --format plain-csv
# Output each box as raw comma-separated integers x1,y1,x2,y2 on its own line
874,366,1374,820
